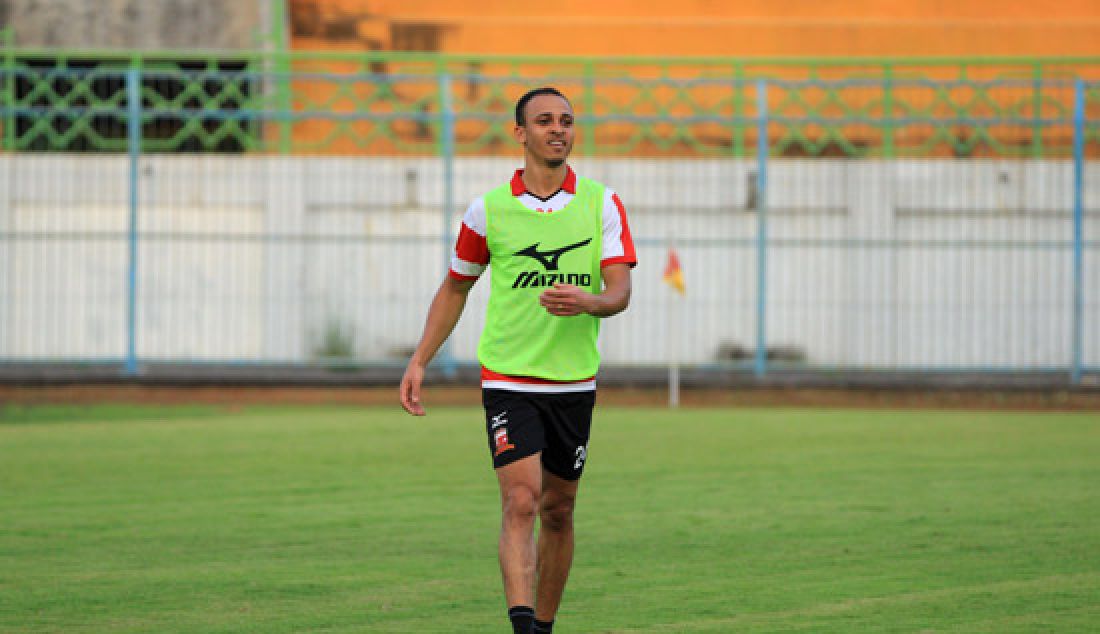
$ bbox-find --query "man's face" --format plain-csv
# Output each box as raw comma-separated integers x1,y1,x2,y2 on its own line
514,94,575,167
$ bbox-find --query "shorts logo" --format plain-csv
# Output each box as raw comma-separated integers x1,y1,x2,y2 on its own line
493,427,516,457
574,445,587,470
491,412,514,456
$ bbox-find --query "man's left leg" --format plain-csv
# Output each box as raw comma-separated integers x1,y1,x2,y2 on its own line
532,389,594,632
534,468,580,630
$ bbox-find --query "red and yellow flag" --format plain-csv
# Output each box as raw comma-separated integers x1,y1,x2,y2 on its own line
663,248,685,295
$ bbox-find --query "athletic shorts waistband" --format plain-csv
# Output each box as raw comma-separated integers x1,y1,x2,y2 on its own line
480,366,595,393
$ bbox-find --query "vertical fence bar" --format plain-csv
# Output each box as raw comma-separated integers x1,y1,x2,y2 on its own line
2,28,14,151
437,73,457,378
125,68,141,375
583,60,596,157
0,29,9,361
732,62,745,158
1071,78,1085,385
1031,62,1044,159
754,79,769,378
883,63,895,159
270,0,293,154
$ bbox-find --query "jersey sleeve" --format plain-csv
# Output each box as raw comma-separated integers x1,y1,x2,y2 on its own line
600,188,637,268
449,197,489,281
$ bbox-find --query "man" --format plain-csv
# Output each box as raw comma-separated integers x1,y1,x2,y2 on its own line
399,86,636,634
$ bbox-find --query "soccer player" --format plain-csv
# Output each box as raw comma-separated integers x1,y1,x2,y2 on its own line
399,86,636,633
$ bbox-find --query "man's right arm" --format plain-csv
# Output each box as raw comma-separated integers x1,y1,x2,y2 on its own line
399,275,476,416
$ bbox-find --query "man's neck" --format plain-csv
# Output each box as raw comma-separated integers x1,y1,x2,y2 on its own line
521,161,568,199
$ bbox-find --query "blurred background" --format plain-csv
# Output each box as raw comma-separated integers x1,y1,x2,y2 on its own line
0,0,1098,389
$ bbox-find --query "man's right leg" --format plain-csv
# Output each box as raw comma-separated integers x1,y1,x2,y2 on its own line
496,453,543,631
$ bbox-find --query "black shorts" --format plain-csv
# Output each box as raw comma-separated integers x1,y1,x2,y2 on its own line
482,388,596,481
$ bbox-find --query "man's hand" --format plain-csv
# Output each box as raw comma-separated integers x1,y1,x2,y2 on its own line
539,283,594,317
397,275,476,416
399,362,426,416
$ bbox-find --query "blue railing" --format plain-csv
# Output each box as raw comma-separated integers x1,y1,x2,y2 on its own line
0,72,1096,384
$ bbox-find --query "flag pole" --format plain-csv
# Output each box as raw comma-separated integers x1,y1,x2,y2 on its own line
668,301,680,408
666,240,681,408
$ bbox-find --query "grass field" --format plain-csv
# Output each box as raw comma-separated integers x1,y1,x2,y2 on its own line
2,403,1098,633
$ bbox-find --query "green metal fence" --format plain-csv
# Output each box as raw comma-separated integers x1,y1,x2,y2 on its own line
2,48,1099,157
0,60,1096,383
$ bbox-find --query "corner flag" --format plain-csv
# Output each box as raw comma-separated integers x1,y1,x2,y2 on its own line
663,248,685,295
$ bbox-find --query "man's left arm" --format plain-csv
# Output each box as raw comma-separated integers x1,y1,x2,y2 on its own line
540,187,635,318
539,263,631,318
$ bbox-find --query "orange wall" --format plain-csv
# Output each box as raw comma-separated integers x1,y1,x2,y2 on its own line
290,0,1100,57
283,1,1099,156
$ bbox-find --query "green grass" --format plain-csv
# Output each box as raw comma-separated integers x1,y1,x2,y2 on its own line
1,405,1098,633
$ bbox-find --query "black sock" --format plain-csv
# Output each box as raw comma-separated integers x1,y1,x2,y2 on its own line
534,618,555,633
508,606,535,634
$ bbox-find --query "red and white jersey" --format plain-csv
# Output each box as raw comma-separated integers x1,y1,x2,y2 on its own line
450,165,637,393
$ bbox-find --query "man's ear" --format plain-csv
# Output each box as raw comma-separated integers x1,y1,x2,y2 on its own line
513,124,526,145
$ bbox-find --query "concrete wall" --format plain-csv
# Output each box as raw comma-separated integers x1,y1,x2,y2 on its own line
2,0,263,49
1,155,1097,369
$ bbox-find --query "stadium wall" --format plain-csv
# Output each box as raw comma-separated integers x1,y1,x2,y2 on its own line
289,0,1100,58
2,155,1097,371
1,0,265,49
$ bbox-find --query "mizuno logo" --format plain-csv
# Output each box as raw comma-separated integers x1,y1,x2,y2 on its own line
514,238,592,271
512,272,592,289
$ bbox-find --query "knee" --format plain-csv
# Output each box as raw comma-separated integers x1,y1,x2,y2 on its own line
540,495,576,533
501,486,539,524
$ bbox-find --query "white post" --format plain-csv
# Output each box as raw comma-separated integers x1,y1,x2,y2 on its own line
667,241,681,408
0,155,9,356
668,360,680,408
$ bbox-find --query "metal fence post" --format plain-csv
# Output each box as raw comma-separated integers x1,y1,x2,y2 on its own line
438,73,458,379
1032,62,1044,159
2,28,14,151
583,61,596,157
883,63,895,159
755,79,769,378
732,62,745,158
270,0,293,154
125,68,141,376
1071,78,1085,385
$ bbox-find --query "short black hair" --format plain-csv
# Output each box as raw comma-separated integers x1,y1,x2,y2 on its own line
515,86,571,126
